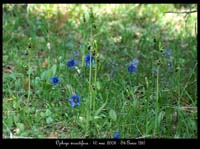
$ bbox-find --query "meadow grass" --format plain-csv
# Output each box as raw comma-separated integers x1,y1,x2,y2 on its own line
3,4,197,138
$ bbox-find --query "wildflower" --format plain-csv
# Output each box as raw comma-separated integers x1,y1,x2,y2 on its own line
84,52,95,67
152,66,158,75
163,48,173,71
128,58,139,73
66,59,77,69
110,70,115,78
163,48,171,57
69,93,81,107
50,76,60,86
74,50,79,57
113,131,120,139
128,64,137,73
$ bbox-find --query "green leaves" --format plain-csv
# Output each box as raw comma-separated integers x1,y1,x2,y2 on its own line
44,109,54,124
158,111,165,128
6,116,14,128
45,109,51,116
46,117,53,124
109,109,117,121
40,70,48,80
13,100,20,109
41,64,57,81
96,81,101,90
2,4,197,138
51,64,57,76
40,112,45,117
40,109,54,124
16,123,25,133
94,101,107,117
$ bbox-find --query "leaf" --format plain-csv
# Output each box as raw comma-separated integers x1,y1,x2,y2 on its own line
16,123,25,132
158,111,165,127
9,73,16,80
20,132,28,136
40,71,47,80
96,81,101,90
13,100,18,109
94,101,107,117
94,114,106,120
51,64,57,76
3,55,8,61
46,117,53,124
7,117,13,128
59,63,65,70
15,80,21,89
40,112,45,117
13,115,19,123
109,109,117,121
94,115,101,120
45,109,51,116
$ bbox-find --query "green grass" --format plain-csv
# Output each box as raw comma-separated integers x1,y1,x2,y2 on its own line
3,4,197,138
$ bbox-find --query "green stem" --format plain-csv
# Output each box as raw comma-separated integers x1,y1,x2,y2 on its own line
154,65,159,136
89,53,92,118
176,64,181,136
93,42,97,115
87,41,93,136
27,42,31,103
145,77,149,136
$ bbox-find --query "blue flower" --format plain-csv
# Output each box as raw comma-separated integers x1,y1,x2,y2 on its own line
69,93,81,107
74,50,79,57
152,66,158,75
67,59,77,69
113,132,120,139
50,76,60,86
84,53,95,67
163,48,173,71
110,70,115,78
163,48,172,57
128,58,139,73
128,64,137,73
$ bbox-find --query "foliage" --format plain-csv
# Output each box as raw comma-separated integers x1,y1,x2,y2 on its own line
3,4,197,138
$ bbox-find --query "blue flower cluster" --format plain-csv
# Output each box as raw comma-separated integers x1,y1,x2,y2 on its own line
46,43,174,139
84,52,95,67
48,50,141,139
49,51,140,109
152,48,173,74
49,52,95,108
128,58,139,73
66,52,95,69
